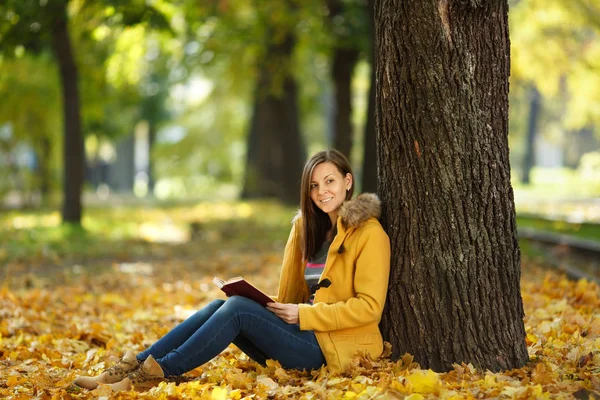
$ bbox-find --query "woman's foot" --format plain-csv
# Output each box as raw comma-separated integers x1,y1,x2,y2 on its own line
73,350,141,390
109,355,165,392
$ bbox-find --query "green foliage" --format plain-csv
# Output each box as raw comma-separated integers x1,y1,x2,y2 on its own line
1,0,598,202
0,54,61,140
517,215,600,242
0,200,295,262
513,165,600,197
510,0,600,129
0,53,62,196
0,0,176,202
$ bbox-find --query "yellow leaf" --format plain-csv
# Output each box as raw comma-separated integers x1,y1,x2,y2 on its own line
530,384,549,399
390,380,406,392
483,374,497,388
405,370,440,394
405,394,424,400
256,376,278,391
6,376,26,387
526,333,538,345
327,377,348,386
211,386,227,400
343,391,357,399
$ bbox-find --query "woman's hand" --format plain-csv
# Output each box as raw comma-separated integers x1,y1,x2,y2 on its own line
267,302,299,324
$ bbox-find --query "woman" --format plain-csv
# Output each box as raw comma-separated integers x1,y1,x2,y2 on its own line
74,149,390,391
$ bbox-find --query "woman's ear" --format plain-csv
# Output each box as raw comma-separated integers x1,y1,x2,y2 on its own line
345,173,353,190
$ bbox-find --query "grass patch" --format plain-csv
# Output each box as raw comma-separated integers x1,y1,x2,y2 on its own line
517,214,600,242
0,200,296,264
3,200,599,268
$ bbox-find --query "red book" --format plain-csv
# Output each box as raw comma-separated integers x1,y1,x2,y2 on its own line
212,276,275,307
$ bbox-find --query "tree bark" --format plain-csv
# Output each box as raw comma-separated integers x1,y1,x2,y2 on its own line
362,0,377,193
326,0,360,161
376,0,528,372
109,134,135,192
362,65,377,192
331,48,359,160
241,33,306,204
50,0,84,224
148,122,156,194
38,135,52,201
521,85,540,185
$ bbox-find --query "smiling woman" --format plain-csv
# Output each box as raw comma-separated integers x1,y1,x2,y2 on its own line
309,162,352,223
302,150,354,258
72,149,391,392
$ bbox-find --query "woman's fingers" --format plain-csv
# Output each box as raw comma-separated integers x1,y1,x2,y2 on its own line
266,303,299,324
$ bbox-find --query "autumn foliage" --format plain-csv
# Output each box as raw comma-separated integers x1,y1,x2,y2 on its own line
0,205,599,399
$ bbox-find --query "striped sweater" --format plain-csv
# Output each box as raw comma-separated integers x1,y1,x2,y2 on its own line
304,239,331,304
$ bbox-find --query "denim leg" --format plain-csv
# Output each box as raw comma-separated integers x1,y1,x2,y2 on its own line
156,296,325,376
232,335,268,366
137,299,225,362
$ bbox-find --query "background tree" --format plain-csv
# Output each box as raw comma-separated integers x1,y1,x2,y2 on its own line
240,1,306,204
0,54,61,204
361,0,377,193
0,0,170,223
325,0,365,160
510,0,600,179
1,0,87,223
376,0,529,371
521,85,541,185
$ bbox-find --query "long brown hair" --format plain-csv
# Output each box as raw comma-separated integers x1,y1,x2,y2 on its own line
299,149,354,260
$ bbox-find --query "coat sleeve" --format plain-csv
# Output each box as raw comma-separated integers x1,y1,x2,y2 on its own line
276,217,309,304
298,225,390,331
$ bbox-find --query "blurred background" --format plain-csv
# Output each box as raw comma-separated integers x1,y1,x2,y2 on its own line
0,0,599,245
1,4,599,396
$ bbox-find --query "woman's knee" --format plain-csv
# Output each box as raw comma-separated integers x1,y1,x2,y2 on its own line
221,296,260,313
193,299,225,318
207,299,226,308
225,295,251,306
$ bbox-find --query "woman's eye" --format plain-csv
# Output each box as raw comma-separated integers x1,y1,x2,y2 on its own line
327,179,334,184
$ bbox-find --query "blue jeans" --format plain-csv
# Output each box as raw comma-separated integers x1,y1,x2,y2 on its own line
136,296,325,376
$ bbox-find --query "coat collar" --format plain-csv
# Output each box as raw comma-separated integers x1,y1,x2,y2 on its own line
293,193,382,229
337,193,382,229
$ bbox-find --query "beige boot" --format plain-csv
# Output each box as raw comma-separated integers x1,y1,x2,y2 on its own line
109,355,165,392
73,350,141,390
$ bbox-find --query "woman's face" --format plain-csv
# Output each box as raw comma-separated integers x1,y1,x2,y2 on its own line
310,161,352,218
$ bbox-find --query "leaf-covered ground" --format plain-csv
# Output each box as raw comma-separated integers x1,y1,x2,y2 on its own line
1,203,599,399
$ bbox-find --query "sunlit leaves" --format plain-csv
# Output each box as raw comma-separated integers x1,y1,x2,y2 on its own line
510,0,600,129
0,201,599,399
105,25,147,88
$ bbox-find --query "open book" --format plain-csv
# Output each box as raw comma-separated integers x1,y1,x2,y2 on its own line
212,276,274,307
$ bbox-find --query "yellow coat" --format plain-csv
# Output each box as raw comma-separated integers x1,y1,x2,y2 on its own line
276,193,391,373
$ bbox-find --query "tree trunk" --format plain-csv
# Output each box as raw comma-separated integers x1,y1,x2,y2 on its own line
331,48,359,160
50,0,84,224
376,0,528,372
109,134,135,192
522,85,540,185
38,135,52,202
148,122,156,194
326,0,360,161
241,34,306,204
362,65,377,192
362,0,377,193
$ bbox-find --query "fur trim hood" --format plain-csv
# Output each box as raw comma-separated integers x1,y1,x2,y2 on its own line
294,193,382,228
338,193,381,228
